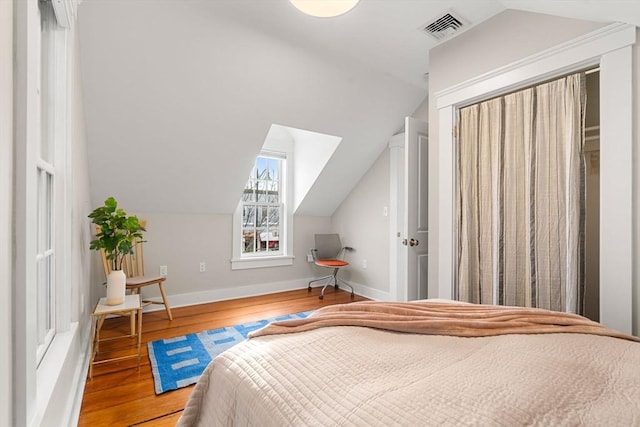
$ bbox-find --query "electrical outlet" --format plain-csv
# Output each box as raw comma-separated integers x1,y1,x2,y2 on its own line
383,206,388,217
159,265,167,277
362,259,367,269
199,261,206,272
307,254,314,262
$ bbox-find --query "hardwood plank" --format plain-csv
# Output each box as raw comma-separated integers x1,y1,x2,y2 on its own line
79,288,366,426
133,411,183,427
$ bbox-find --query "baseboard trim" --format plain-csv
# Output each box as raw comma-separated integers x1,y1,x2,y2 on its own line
146,278,316,311
141,278,389,313
347,281,390,301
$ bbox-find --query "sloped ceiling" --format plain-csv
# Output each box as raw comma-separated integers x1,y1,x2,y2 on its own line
78,0,638,216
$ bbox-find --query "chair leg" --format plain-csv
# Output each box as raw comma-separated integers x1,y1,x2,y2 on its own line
319,277,335,300
337,277,355,299
318,269,336,300
311,269,354,300
157,282,173,320
309,275,333,294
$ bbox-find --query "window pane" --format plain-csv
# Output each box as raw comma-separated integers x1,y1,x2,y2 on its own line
239,154,285,258
256,157,267,179
267,158,279,183
242,205,256,254
257,206,267,227
243,205,256,227
268,206,280,227
39,0,55,164
37,255,52,345
267,180,279,203
243,180,255,202
37,170,43,252
257,180,267,202
45,172,52,250
242,229,255,253
36,170,53,253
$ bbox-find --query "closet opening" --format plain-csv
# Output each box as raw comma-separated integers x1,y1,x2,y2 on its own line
436,23,635,334
583,70,599,322
455,69,600,318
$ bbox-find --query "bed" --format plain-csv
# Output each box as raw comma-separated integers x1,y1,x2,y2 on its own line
178,300,640,426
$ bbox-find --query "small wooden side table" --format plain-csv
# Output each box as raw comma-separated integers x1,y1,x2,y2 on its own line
89,294,143,379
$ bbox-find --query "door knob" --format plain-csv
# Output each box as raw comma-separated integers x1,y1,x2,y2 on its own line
402,238,419,247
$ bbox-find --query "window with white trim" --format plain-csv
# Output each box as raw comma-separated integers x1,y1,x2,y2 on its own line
36,0,58,365
241,154,283,256
231,150,293,270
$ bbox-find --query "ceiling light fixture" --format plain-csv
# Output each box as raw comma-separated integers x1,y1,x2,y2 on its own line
289,0,360,18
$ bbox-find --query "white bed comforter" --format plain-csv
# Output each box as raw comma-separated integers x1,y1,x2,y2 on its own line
178,323,640,426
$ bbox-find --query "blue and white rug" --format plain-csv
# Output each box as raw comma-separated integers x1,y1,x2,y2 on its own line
148,311,313,394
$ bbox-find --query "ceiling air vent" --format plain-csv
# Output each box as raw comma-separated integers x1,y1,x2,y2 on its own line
420,10,468,42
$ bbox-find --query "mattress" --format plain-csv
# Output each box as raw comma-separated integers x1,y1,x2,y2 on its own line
178,301,640,426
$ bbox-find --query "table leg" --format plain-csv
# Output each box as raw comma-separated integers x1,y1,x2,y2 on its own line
89,314,97,379
130,309,136,336
96,314,106,353
136,307,143,371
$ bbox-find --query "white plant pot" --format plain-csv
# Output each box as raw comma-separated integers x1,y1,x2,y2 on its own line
106,270,126,305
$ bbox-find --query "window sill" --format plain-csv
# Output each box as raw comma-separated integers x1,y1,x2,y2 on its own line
231,255,294,270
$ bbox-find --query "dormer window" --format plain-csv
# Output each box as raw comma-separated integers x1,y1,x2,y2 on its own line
230,124,341,270
241,154,283,257
231,151,294,270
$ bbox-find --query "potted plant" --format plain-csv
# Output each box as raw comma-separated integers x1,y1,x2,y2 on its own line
89,196,146,305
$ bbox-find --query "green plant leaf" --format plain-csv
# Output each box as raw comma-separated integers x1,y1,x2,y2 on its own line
88,197,146,270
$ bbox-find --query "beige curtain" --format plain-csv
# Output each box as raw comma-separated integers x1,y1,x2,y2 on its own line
457,73,586,314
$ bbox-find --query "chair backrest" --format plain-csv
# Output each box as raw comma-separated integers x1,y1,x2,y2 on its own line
99,220,146,278
314,234,343,260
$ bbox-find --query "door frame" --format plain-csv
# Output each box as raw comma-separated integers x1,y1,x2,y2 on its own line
389,132,406,301
435,23,636,334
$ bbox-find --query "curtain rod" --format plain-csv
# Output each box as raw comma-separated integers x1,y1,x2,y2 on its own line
585,67,600,75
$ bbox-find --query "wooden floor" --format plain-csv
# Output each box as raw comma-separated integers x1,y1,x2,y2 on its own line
78,286,367,427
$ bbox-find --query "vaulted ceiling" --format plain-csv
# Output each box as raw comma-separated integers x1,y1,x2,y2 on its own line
78,0,639,216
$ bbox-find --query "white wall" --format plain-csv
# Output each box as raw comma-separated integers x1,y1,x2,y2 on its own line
329,95,427,301
1,0,14,424
331,148,391,298
69,28,94,326
90,213,332,307
78,0,425,218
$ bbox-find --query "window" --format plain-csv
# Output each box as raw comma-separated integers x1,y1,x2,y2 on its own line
36,0,57,365
36,164,55,363
14,0,76,423
241,155,283,256
232,150,293,270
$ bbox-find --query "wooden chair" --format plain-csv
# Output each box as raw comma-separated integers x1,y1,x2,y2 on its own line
99,221,173,322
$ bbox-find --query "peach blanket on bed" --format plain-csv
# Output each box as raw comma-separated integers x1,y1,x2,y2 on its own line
179,300,640,426
249,300,639,342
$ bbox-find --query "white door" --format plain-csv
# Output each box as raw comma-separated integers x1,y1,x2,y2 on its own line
389,117,429,301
